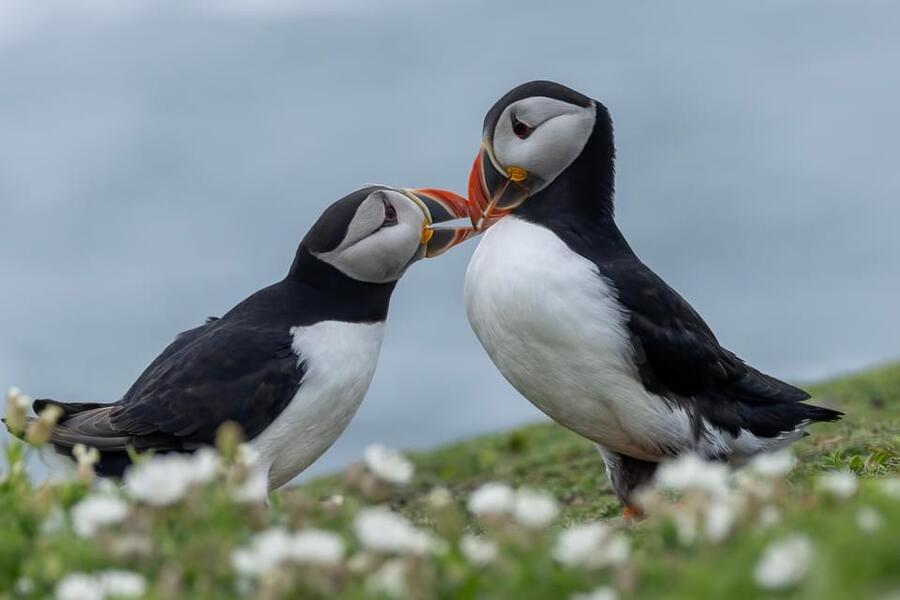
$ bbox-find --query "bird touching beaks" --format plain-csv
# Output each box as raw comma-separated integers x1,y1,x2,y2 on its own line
14,185,472,490
463,80,842,514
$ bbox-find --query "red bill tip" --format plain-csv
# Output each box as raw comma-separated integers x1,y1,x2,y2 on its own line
467,152,490,229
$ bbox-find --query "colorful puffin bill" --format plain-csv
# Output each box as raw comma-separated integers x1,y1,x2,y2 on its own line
21,186,472,490
464,81,842,514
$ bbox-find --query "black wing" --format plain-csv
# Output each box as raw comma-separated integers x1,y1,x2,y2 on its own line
605,257,808,402
600,256,841,440
41,320,302,456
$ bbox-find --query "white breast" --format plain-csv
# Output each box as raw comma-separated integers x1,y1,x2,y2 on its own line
464,217,693,461
251,320,384,489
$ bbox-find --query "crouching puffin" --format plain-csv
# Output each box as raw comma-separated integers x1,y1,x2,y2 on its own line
22,186,471,490
463,81,842,512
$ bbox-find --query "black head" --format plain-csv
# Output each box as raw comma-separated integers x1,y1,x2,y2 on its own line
468,80,616,228
291,185,472,285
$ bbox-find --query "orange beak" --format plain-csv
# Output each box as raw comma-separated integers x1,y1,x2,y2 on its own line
405,188,478,257
467,144,531,231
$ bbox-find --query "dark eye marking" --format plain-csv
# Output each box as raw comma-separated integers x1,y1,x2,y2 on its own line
511,114,534,139
383,202,398,226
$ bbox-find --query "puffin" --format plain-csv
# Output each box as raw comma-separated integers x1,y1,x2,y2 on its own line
20,185,472,490
463,81,842,511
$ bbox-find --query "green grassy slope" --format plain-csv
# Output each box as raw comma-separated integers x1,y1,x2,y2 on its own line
3,363,898,599
301,362,900,522
294,363,900,599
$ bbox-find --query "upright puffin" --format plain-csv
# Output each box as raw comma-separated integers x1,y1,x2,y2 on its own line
21,186,471,490
463,81,842,511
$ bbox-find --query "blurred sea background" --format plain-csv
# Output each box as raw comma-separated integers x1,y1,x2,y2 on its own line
2,0,898,481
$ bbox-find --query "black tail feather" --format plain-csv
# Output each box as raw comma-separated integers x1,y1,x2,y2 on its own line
801,402,844,424
33,398,107,420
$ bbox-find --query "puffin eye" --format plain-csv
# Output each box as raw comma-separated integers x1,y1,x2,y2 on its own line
383,203,398,225
511,115,533,139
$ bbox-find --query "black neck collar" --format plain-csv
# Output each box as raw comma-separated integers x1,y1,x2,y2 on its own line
284,246,396,324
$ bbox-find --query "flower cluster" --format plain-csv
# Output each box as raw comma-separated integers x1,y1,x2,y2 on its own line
637,451,793,546
70,493,129,538
636,449,878,591
3,382,900,598
363,443,414,485
344,443,416,501
55,570,146,600
753,534,813,590
553,522,630,569
468,482,560,528
123,448,221,506
354,506,442,555
231,527,345,575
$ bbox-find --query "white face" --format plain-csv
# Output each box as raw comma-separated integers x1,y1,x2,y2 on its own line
490,96,596,194
313,189,427,284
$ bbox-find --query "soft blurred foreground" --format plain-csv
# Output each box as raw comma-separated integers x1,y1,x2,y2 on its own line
2,363,898,598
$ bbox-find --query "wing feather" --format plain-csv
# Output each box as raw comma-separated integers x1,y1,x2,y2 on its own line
44,320,302,454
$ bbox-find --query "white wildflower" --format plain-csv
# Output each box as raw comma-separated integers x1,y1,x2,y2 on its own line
231,548,261,577
673,511,698,545
7,386,30,409
366,558,407,598
289,529,345,566
571,586,619,600
55,570,146,600
125,463,188,506
512,488,559,528
460,534,498,566
427,486,453,509
55,573,104,600
856,506,883,533
97,570,146,598
467,482,515,517
704,499,735,543
879,478,900,499
14,577,34,595
554,522,628,569
186,447,220,483
231,528,292,576
28,403,63,445
95,478,119,496
72,444,101,480
748,450,796,478
231,470,269,504
347,552,377,574
72,444,100,468
71,494,129,538
817,470,858,499
124,453,205,506
253,528,293,568
364,444,414,485
754,535,813,590
236,443,260,467
758,505,782,527
354,507,437,555
655,454,730,496
555,522,609,566
603,533,631,566
4,386,30,433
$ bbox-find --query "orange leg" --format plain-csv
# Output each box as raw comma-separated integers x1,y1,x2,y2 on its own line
622,505,643,521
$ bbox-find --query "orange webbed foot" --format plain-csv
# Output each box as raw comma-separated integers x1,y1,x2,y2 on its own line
622,505,643,522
